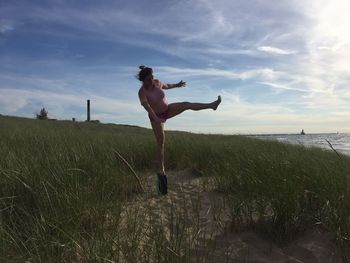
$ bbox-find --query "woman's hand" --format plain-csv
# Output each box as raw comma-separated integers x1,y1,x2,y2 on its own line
176,80,186,88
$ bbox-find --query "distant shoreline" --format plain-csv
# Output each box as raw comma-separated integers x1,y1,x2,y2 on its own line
1,115,348,137
246,132,345,136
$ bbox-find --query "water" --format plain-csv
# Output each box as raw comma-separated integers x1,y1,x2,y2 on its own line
252,133,350,156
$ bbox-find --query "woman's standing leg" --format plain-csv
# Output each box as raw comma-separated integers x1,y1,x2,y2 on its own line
150,121,165,175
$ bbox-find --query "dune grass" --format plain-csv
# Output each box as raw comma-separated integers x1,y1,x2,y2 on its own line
0,116,349,262
166,132,350,258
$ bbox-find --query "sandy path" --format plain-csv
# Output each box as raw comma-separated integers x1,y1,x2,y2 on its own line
122,170,342,262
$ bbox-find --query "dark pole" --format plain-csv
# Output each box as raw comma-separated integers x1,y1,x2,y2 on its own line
87,99,90,122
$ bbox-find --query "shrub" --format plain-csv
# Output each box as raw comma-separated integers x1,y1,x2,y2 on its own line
36,107,48,120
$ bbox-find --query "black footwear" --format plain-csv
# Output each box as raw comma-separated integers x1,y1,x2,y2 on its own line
163,174,168,194
156,173,162,195
156,173,167,195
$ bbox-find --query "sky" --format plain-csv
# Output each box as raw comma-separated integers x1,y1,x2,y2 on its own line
0,0,349,134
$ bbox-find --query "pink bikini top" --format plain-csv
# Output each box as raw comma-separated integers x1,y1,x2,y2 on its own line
140,79,168,110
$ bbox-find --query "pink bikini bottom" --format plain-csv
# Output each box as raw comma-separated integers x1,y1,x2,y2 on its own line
149,107,169,123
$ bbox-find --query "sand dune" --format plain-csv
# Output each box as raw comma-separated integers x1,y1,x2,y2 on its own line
120,170,342,262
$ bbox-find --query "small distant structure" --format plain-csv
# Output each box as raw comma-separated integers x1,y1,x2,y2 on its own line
301,129,306,135
72,118,76,122
87,99,90,122
85,99,100,123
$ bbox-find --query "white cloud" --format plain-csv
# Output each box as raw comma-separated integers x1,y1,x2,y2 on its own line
0,91,28,112
257,46,297,55
0,87,140,121
166,93,350,134
0,1,304,59
259,82,309,93
0,20,15,33
156,66,280,81
300,2,350,72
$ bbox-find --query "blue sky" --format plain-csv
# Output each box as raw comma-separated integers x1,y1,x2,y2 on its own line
1,0,349,134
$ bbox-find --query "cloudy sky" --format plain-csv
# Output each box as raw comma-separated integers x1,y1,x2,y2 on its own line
1,0,349,134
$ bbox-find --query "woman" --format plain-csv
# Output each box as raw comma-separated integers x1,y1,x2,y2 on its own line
137,65,221,195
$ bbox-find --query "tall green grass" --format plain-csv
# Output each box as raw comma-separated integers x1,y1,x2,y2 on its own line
0,117,149,262
167,133,350,261
1,116,349,262
168,133,350,261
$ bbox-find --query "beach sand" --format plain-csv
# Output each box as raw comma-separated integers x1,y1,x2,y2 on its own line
120,170,342,262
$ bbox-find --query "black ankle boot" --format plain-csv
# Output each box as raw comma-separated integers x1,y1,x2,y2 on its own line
157,173,167,195
163,174,168,194
156,173,162,195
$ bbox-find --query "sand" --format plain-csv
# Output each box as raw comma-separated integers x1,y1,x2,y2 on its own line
120,170,343,262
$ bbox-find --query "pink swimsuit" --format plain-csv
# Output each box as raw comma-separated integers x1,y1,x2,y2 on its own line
140,79,169,122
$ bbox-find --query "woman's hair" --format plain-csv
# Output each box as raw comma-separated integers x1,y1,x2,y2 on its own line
136,65,153,81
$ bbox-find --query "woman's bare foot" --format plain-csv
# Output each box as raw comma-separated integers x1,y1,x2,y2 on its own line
212,95,221,110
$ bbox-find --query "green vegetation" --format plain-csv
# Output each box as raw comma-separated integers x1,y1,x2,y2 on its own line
36,107,48,120
1,116,349,262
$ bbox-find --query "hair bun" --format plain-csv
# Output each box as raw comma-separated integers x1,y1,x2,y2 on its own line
139,65,146,70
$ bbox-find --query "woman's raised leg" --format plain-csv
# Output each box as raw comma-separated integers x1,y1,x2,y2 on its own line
167,96,221,119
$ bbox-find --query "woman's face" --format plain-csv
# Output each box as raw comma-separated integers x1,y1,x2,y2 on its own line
143,73,154,86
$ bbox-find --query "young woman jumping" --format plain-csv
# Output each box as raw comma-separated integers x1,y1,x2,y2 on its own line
137,65,221,195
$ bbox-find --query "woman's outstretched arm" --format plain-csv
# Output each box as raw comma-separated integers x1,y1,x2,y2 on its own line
163,80,186,89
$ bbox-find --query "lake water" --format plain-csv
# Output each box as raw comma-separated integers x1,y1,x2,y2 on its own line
252,133,350,157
